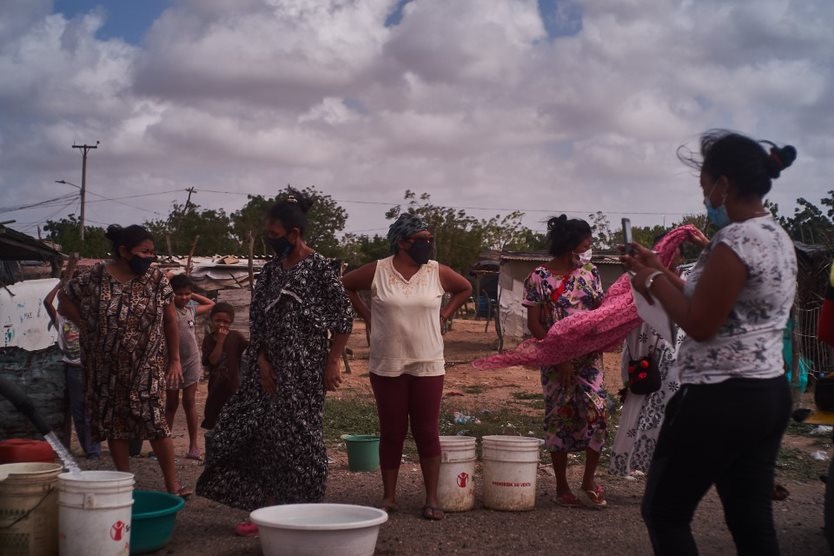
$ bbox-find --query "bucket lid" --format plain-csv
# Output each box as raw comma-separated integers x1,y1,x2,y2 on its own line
0,462,64,481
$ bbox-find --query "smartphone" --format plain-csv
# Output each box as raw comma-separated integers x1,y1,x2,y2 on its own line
622,218,635,255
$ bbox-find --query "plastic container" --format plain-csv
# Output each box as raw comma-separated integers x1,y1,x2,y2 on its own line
250,503,388,556
0,439,55,464
130,490,185,555
481,435,543,511
58,471,135,556
340,435,380,472
0,462,63,556
437,436,476,512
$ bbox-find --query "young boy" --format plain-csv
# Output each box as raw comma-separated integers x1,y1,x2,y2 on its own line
44,279,101,459
201,302,248,429
166,274,214,460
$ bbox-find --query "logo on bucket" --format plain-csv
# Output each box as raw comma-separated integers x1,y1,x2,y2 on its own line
457,472,469,488
111,521,129,541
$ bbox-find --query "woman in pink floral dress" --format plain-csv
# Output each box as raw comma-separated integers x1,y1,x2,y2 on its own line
523,215,606,508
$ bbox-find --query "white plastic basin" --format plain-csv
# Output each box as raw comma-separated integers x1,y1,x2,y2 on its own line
250,503,388,556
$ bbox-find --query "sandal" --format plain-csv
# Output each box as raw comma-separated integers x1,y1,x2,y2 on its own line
185,449,203,461
170,485,193,499
581,485,608,509
235,521,259,537
555,492,580,507
378,501,398,513
422,505,445,521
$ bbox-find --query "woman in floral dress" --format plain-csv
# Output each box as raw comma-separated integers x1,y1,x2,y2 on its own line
196,191,353,536
523,215,606,508
59,224,189,495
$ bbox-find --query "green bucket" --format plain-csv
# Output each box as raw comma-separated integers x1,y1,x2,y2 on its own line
130,490,185,554
341,434,380,472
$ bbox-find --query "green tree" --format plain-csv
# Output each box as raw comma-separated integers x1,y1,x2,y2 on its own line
144,203,239,256
478,211,546,252
43,215,110,257
781,194,834,245
339,233,390,268
231,186,348,258
588,211,616,250
386,191,485,273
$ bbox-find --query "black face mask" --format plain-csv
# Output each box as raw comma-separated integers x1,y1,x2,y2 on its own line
128,255,154,276
266,236,294,259
407,240,433,265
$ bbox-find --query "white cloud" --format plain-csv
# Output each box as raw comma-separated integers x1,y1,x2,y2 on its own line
1,0,833,239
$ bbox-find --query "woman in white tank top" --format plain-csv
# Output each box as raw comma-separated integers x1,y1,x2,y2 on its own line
342,214,472,520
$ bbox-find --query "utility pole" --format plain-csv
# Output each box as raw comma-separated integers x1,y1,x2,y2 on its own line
184,187,196,211
72,141,99,244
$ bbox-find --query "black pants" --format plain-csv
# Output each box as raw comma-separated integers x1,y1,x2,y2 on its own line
642,375,791,556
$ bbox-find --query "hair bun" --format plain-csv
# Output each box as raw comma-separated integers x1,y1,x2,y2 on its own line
283,187,314,214
105,224,123,242
764,143,797,179
546,214,569,232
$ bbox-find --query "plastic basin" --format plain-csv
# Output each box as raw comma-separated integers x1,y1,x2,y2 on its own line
130,490,185,554
0,439,55,464
340,434,380,472
250,503,388,556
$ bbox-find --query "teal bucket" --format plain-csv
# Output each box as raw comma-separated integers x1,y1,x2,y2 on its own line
341,435,380,472
130,490,185,554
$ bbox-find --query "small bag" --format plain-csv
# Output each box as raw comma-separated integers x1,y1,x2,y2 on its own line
625,338,662,395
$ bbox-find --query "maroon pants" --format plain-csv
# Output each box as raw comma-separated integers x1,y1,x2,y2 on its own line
370,373,444,470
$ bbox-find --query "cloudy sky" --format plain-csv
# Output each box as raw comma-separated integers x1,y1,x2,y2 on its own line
1,0,832,241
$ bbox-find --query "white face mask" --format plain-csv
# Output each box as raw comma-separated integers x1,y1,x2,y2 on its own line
575,248,592,265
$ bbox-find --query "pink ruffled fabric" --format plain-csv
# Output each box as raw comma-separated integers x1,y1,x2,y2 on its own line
472,225,701,370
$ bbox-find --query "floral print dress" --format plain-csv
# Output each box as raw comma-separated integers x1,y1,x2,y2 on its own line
523,264,606,453
609,323,683,475
196,253,353,511
64,264,173,442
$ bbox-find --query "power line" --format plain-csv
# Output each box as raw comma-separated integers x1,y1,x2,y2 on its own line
0,193,79,214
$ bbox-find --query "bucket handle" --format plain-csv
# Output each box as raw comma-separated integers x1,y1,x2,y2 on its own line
0,485,54,530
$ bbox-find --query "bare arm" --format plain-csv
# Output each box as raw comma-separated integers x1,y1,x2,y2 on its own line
438,265,473,321
163,301,183,386
43,283,60,325
207,330,228,366
526,305,548,340
341,262,377,324
324,332,351,391
57,289,81,326
628,243,746,342
191,293,215,316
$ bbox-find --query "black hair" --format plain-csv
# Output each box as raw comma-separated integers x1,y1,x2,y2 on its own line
546,215,592,257
678,130,797,198
170,274,193,291
266,187,314,237
105,224,153,259
211,302,235,320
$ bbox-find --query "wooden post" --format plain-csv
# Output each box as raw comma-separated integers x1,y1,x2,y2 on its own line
248,230,255,291
185,235,199,276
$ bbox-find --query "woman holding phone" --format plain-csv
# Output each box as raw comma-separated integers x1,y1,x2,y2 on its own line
623,130,797,555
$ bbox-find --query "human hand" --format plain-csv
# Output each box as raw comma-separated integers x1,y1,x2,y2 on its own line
166,360,183,388
621,243,664,274
690,229,710,248
258,352,277,395
324,358,342,391
215,326,229,342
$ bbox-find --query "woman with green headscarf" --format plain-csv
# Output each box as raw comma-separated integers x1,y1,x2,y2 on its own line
342,213,472,520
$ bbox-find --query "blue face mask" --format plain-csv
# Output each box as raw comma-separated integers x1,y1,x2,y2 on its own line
704,181,731,229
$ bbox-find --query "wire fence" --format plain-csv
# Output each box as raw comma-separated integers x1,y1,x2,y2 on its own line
794,304,834,380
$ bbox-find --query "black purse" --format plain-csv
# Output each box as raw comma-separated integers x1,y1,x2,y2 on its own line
625,337,662,395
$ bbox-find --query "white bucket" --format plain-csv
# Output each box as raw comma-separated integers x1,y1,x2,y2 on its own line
251,503,388,556
481,435,543,511
437,436,476,512
0,462,63,556
58,471,135,556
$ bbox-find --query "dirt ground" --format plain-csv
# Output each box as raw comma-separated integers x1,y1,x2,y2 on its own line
75,319,832,555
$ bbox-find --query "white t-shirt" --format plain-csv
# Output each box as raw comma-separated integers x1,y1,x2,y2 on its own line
368,256,445,377
675,216,797,385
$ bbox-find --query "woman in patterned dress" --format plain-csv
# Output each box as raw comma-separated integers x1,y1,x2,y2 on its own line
523,215,607,508
196,191,353,536
59,224,189,495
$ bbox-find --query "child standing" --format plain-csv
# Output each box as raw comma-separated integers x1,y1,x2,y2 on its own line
166,274,214,460
44,280,101,459
201,303,248,430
